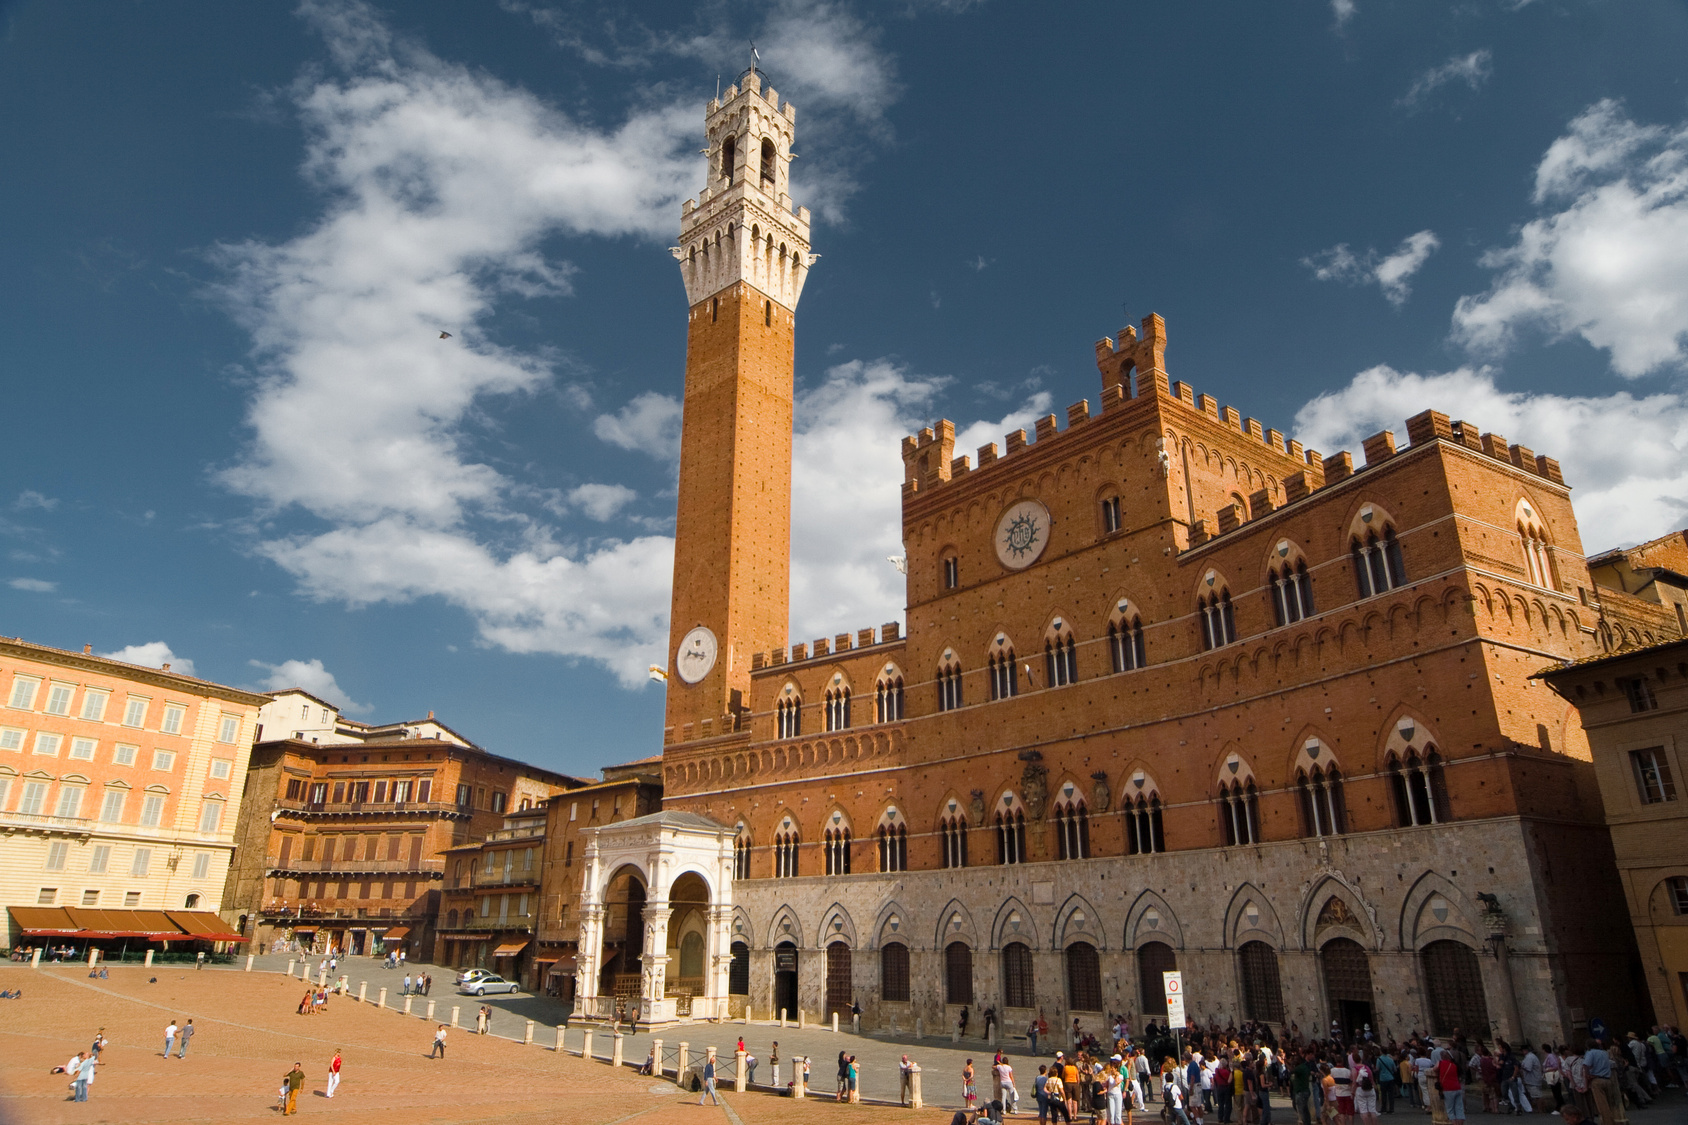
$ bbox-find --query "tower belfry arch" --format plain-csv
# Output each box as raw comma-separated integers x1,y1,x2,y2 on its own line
664,71,813,739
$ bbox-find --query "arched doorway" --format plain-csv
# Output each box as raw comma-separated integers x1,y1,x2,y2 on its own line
1065,942,1102,1012
1421,939,1489,1036
945,941,974,1005
825,941,853,1018
1138,941,1177,1018
1001,942,1034,1009
774,940,799,1019
729,941,750,998
1237,941,1285,1023
599,865,647,1000
1321,937,1374,1037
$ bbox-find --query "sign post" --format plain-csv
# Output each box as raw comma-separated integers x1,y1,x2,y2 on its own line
1163,971,1186,1058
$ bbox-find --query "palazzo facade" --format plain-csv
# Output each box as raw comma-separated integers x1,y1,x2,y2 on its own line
634,74,1682,1042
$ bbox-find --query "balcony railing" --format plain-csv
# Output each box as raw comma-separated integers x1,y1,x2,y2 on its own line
258,901,429,922
276,799,469,817
269,857,446,876
0,810,94,832
455,914,535,932
484,825,546,841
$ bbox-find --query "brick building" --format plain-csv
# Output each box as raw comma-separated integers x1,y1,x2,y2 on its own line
623,73,1687,1041
1537,638,1688,1030
1,638,265,952
222,689,580,959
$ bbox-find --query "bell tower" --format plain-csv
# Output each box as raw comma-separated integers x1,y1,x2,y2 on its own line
664,70,813,738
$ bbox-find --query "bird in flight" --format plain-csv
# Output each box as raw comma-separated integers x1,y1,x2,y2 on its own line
439,331,452,339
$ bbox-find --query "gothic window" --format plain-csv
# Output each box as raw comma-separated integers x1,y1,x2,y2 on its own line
764,299,772,327
1219,779,1260,846
940,812,969,869
875,669,905,723
730,941,751,995
943,556,959,589
1517,502,1554,589
760,137,776,186
1053,792,1090,860
1352,524,1406,599
776,689,802,739
1123,776,1165,855
877,821,907,872
1002,941,1035,1008
1044,622,1078,688
721,135,736,184
824,825,852,875
773,822,800,878
1237,941,1285,1023
880,942,910,1002
937,659,964,712
1388,747,1447,827
1199,587,1236,650
1270,553,1315,627
1066,942,1103,1012
1101,495,1122,534
988,640,1019,700
996,805,1027,865
734,824,752,879
1109,600,1147,673
824,686,851,732
1298,764,1347,837
945,941,974,1005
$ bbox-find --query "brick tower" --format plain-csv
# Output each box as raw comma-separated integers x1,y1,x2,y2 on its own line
664,71,813,738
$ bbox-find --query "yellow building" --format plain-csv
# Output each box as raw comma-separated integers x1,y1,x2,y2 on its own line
1,638,267,953
1537,637,1688,1028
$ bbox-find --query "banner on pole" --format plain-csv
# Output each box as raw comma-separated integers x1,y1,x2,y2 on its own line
1162,970,1185,1027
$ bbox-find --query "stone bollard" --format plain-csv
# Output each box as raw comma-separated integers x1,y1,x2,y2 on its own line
794,1060,806,1100
287,958,296,977
910,1068,924,1109
736,1050,747,1092
853,1013,861,1036
378,987,387,1009
145,949,154,967
831,1011,838,1033
951,1025,959,1043
677,1042,689,1086
358,981,368,1003
798,1008,805,1029
245,954,254,972
915,1016,923,1039
427,1000,436,1021
779,1008,787,1028
988,1024,996,1047
890,1014,898,1035
403,995,413,1015
652,1037,664,1076
582,1029,594,1061
87,948,98,968
612,1032,623,1068
319,966,328,986
525,1020,535,1045
451,1005,460,1028
557,1024,567,1053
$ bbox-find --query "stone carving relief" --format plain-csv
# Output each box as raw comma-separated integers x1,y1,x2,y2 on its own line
1090,770,1111,814
969,789,986,828
1022,762,1049,819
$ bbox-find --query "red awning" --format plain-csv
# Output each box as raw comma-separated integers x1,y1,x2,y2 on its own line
380,926,410,940
492,941,529,958
9,906,79,936
164,911,247,942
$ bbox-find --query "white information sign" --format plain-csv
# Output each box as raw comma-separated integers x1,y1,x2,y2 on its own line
1162,969,1186,1027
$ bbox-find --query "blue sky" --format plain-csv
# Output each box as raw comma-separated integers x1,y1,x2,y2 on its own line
3,0,1687,776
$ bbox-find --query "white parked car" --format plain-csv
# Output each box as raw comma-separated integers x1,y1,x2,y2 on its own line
455,968,497,987
459,973,518,996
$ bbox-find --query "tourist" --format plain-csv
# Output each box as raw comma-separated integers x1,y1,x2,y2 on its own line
1046,1064,1071,1124
901,1055,917,1106
76,1049,97,1101
964,1058,978,1108
476,1005,489,1034
771,1041,781,1088
1103,1059,1124,1125
90,1029,108,1066
1290,1051,1314,1125
1353,1053,1380,1125
163,1018,178,1058
699,1048,721,1105
1437,1049,1465,1125
1540,1044,1563,1112
848,1054,860,1102
1000,1055,1021,1114
430,1024,447,1058
282,1062,305,1115
177,1019,195,1058
326,1048,342,1097
1030,1017,1042,1057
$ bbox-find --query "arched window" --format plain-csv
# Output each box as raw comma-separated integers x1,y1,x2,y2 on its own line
760,137,776,186
1108,601,1146,673
880,942,910,1002
1053,790,1090,860
1044,622,1078,688
824,686,851,732
1001,941,1035,1008
1199,583,1236,650
1101,495,1122,534
988,639,1019,700
876,809,907,873
1219,779,1260,846
776,689,802,739
1238,941,1285,1022
945,941,974,1004
1066,942,1102,1012
1298,764,1347,837
1137,941,1177,1014
1388,747,1447,826
1123,775,1165,855
824,824,852,875
1518,503,1554,589
184,892,201,908
875,668,904,723
937,658,964,712
940,809,968,869
720,135,736,184
773,821,800,878
1352,525,1407,598
734,824,752,879
1270,557,1315,626
764,299,773,327
447,909,459,929
942,555,959,589
995,795,1027,865
730,941,751,995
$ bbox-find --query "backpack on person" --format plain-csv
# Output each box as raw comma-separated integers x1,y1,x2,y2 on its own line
1358,1067,1373,1092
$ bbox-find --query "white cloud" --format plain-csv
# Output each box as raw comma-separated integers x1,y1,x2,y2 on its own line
1331,0,1356,29
1304,230,1440,306
594,391,683,461
8,577,56,593
1294,365,1688,549
568,483,637,521
1399,49,1492,109
13,490,58,511
1453,100,1688,377
249,657,372,713
99,641,196,677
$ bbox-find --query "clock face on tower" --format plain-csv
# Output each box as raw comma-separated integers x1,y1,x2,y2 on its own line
994,499,1052,570
675,626,719,684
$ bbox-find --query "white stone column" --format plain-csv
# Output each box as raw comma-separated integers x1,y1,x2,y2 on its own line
706,904,734,1020
641,902,673,1021
574,902,606,1018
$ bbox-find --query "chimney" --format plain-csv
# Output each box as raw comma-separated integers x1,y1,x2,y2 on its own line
83,644,92,654
161,663,171,672
428,710,435,720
